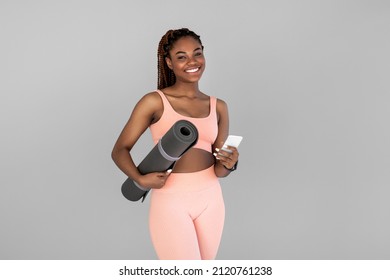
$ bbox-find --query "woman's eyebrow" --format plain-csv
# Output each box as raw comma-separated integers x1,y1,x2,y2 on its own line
175,47,202,55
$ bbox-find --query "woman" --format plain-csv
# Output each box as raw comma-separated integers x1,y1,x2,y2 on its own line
111,28,239,260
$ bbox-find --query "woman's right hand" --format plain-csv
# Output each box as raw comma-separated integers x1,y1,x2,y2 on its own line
137,170,172,189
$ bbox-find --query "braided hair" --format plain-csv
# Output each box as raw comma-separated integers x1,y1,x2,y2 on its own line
157,28,204,90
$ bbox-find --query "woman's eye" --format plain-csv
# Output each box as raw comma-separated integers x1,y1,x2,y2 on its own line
177,56,186,60
195,52,203,56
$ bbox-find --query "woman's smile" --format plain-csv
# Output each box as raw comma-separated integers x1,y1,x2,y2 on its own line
185,67,200,73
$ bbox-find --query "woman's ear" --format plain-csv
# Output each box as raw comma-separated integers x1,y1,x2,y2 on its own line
165,57,173,70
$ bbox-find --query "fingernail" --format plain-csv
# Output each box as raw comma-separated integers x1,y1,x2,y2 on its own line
215,148,220,152
223,145,228,149
167,169,172,173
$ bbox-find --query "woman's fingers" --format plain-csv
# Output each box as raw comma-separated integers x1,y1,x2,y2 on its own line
213,145,239,169
140,171,172,189
214,146,238,159
156,171,172,187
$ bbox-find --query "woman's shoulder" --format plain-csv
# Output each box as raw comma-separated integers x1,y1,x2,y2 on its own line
134,90,163,113
138,90,161,104
215,97,228,110
141,90,160,100
212,96,228,122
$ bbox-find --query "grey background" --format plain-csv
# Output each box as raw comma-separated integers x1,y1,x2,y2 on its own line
1,0,389,259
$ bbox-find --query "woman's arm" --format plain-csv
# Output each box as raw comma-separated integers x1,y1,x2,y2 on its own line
111,92,170,189
213,99,239,178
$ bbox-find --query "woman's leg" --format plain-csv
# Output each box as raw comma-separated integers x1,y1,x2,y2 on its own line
194,185,225,260
149,192,202,260
148,166,225,260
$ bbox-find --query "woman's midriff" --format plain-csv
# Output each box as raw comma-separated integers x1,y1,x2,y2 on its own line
172,148,215,173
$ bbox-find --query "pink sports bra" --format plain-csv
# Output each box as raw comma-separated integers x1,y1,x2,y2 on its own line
149,89,218,153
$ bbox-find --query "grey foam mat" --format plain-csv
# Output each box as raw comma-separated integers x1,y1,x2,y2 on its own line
121,120,198,202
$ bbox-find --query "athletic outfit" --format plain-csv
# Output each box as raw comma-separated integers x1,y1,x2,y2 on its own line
148,89,225,260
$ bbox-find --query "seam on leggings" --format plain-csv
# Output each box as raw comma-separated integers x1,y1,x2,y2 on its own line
192,204,209,221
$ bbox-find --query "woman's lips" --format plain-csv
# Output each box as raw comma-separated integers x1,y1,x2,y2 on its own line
185,67,200,73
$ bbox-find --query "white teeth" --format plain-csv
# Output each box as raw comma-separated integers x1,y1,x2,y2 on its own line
185,68,199,73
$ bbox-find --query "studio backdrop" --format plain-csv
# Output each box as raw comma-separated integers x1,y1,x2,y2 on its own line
1,0,390,259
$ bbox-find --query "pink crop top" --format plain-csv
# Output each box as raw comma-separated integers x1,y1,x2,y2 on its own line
149,89,218,153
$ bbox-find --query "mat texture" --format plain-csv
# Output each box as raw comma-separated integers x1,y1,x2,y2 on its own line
121,120,198,202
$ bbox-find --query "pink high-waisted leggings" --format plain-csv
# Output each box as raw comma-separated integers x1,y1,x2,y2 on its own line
149,165,225,260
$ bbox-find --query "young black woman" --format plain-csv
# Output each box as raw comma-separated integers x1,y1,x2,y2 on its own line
112,28,239,259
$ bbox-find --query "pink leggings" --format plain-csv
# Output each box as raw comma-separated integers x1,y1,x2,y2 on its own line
149,165,225,260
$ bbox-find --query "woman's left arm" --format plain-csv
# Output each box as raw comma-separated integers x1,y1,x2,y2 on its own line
213,99,239,177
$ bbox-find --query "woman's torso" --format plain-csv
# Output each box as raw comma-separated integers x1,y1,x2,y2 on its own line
149,89,218,173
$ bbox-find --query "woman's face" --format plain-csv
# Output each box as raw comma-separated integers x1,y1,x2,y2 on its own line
166,36,205,84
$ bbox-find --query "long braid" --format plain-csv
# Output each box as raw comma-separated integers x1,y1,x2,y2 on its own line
157,28,203,90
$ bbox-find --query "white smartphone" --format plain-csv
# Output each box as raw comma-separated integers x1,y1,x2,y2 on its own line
221,135,243,153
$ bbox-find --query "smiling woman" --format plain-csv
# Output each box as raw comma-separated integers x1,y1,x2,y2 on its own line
111,28,240,260
165,38,205,84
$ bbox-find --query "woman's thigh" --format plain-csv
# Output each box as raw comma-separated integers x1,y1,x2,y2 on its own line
149,192,202,260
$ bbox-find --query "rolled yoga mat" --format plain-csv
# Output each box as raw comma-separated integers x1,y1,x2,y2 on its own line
121,120,198,202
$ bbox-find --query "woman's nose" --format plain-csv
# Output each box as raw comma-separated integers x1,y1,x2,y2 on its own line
187,56,197,65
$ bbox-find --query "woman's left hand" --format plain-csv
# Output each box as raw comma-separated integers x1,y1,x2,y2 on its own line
213,145,239,170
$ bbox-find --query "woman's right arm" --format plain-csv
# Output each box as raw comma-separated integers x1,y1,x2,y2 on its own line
111,92,170,189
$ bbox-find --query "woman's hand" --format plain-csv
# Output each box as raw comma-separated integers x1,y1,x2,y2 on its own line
213,145,239,170
137,170,172,189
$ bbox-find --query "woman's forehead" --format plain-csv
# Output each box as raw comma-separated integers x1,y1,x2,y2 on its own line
170,36,202,52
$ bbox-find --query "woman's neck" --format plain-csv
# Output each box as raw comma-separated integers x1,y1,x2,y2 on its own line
170,82,201,98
